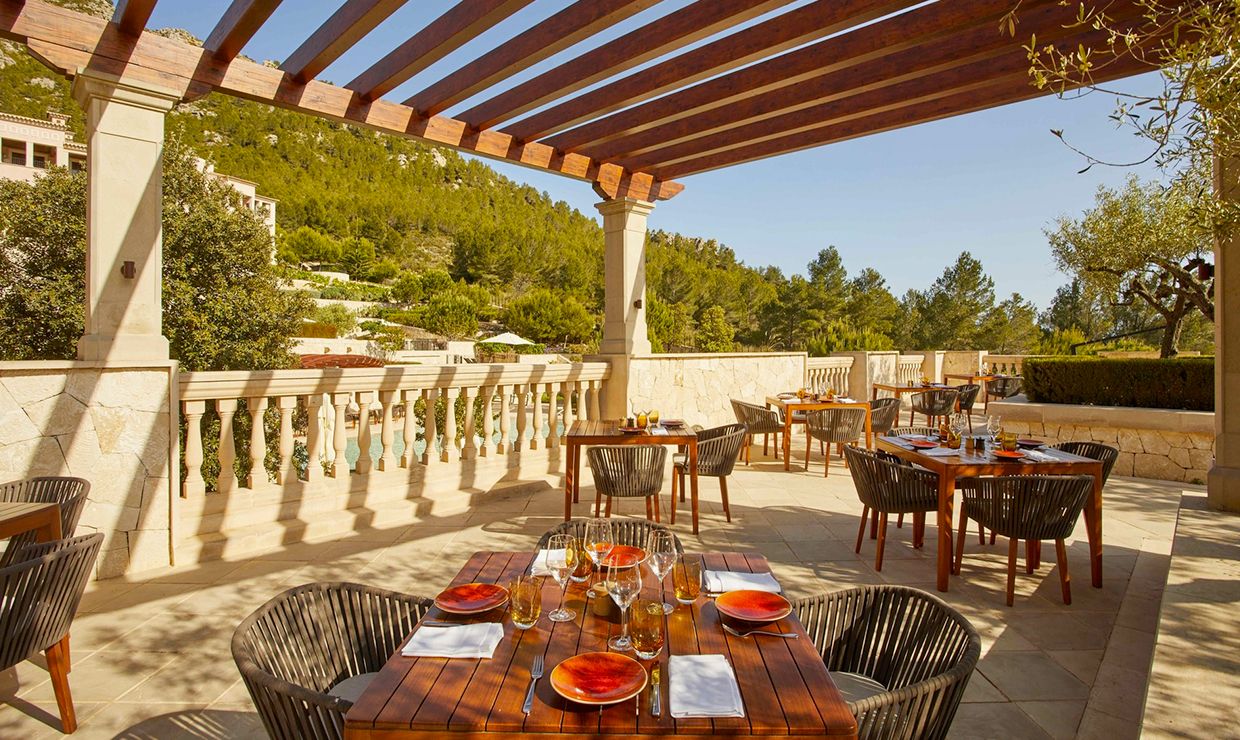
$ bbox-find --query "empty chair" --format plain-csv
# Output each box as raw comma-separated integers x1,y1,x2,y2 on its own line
537,519,683,553
887,425,940,439
0,476,90,567
983,376,1023,411
910,388,958,428
868,397,901,437
1051,441,1119,485
587,445,667,521
955,475,1094,606
730,399,784,464
843,446,939,570
671,423,746,523
805,407,867,477
0,533,103,733
795,585,980,740
953,384,981,430
233,582,433,740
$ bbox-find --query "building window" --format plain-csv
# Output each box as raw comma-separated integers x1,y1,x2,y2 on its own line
32,144,56,169
1,139,26,166
69,155,86,172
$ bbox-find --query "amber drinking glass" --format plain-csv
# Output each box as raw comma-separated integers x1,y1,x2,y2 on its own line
630,600,666,660
1001,431,1019,452
672,556,702,604
569,537,592,583
509,576,541,630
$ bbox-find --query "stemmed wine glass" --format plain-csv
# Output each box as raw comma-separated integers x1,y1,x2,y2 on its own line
545,534,576,623
645,530,677,615
986,415,1002,445
605,564,642,651
583,518,614,595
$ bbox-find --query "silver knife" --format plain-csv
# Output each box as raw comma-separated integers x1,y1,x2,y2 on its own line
651,666,661,717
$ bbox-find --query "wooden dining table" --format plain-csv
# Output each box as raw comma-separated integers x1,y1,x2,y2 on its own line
344,550,857,739
0,500,63,542
764,396,872,471
875,436,1105,593
564,420,702,534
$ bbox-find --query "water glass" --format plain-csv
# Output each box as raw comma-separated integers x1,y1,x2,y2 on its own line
986,415,1002,442
569,536,592,583
606,565,642,651
645,530,678,614
1001,431,1019,452
545,534,576,623
509,576,541,630
630,599,666,660
672,555,702,604
584,518,614,583
649,409,660,426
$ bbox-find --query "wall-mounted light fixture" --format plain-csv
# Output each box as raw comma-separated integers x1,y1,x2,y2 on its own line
120,261,136,279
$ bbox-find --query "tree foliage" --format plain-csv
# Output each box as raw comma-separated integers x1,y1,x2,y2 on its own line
502,288,595,344
696,306,736,353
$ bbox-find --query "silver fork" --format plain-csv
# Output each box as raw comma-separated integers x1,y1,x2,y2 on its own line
722,624,798,639
522,654,545,714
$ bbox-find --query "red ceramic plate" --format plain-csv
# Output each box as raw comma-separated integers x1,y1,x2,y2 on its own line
660,419,685,427
909,440,939,449
1017,438,1045,448
601,545,646,568
993,450,1026,460
715,590,793,623
434,583,509,614
551,652,647,706
617,426,644,434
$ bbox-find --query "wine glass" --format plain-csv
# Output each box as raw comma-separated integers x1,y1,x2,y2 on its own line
986,415,1002,443
583,518,614,594
545,534,576,623
605,564,642,651
645,530,677,615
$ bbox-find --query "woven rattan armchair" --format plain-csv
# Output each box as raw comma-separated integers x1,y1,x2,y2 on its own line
0,532,103,733
910,389,958,429
983,376,1022,411
671,423,746,524
804,407,867,477
955,475,1093,606
843,446,940,570
0,476,90,567
953,384,981,430
232,582,433,740
587,445,667,521
887,425,940,439
868,398,901,437
794,585,980,740
730,399,783,464
1051,441,1119,485
536,519,683,554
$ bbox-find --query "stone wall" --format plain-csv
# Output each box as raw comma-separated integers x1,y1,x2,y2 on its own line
991,398,1215,484
0,362,175,577
625,353,806,427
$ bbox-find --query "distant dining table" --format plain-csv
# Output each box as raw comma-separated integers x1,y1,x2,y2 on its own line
564,420,702,534
876,436,1105,593
764,396,872,471
0,500,62,542
343,550,858,739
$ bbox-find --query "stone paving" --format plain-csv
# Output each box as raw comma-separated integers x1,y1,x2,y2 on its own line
0,445,1208,739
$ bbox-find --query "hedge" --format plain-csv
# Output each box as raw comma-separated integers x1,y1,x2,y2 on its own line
1022,357,1214,411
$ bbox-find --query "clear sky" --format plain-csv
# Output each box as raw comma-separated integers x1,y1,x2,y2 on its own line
148,0,1166,310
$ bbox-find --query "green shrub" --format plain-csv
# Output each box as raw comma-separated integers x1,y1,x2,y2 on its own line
476,341,546,355
297,321,338,339
1023,357,1214,411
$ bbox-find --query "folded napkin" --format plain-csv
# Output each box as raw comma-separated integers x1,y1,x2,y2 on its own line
835,397,856,404
530,548,567,577
650,426,669,436
1024,448,1057,462
919,446,960,457
703,570,781,594
402,622,504,659
669,654,745,718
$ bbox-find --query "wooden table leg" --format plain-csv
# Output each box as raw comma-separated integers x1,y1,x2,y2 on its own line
936,474,956,592
782,414,792,471
564,441,574,522
864,408,872,449
35,511,62,542
689,441,700,535
1084,464,1104,587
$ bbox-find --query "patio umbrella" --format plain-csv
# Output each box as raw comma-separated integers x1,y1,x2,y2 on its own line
486,332,534,346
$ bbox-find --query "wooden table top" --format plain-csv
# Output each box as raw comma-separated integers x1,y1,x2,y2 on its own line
345,551,856,739
875,435,1098,473
0,501,61,540
871,383,950,394
566,419,698,443
765,395,868,409
942,374,996,382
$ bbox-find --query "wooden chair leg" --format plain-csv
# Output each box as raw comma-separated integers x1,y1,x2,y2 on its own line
605,496,613,517
855,506,870,554
670,469,679,507
897,513,904,529
46,637,76,734
679,470,686,502
954,506,968,575
595,490,602,517
978,520,985,545
875,512,889,571
1025,540,1036,574
912,512,925,549
989,529,996,545
653,492,661,523
805,431,812,472
823,439,830,477
764,433,770,457
1055,539,1072,605
870,507,879,539
1006,537,1019,607
719,477,731,523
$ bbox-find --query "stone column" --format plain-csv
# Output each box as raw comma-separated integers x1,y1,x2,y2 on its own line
72,71,179,361
595,198,654,418
1211,156,1240,511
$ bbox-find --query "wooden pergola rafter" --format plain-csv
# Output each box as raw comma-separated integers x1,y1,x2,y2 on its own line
2,0,1165,197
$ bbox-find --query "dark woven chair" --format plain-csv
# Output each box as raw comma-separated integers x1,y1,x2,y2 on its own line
730,399,784,464
537,519,683,554
0,476,90,567
843,446,940,570
955,475,1093,606
804,407,867,477
887,425,940,439
953,384,981,430
794,585,980,740
671,423,746,523
983,376,1022,411
232,582,433,740
587,445,667,521
1051,441,1119,485
0,532,103,733
910,389,958,429
868,397,901,437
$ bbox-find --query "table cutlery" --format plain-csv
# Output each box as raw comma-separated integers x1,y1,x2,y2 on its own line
722,624,798,639
651,666,661,717
522,654,544,714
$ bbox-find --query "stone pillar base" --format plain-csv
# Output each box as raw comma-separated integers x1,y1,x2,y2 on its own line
1208,465,1240,512
77,334,170,362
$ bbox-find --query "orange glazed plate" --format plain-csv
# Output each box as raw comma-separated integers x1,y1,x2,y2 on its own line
434,583,509,614
715,590,792,623
617,426,644,434
601,545,646,568
551,652,647,706
660,419,686,427
909,440,939,449
993,450,1026,460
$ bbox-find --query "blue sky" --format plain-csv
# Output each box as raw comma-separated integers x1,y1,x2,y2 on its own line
149,0,1166,310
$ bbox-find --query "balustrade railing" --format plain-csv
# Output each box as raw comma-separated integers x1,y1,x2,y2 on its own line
897,355,923,384
806,356,853,396
984,354,1030,375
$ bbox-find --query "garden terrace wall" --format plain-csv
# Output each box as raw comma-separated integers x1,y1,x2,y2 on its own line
990,398,1215,483
623,353,811,428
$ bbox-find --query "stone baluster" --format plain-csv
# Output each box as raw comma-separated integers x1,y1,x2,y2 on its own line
275,396,296,484
401,389,419,467
305,394,323,481
514,384,528,452
479,386,495,457
246,397,268,488
216,399,238,494
182,400,206,497
530,383,543,450
422,388,439,465
378,390,397,471
442,388,459,462
461,386,478,460
497,384,510,455
355,391,374,474
589,379,602,420
547,383,560,449
331,392,350,478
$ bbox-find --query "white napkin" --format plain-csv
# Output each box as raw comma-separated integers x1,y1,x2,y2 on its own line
669,654,745,718
1024,448,1055,462
835,397,856,404
703,570,781,594
919,446,960,457
650,426,669,436
401,622,504,659
530,548,568,577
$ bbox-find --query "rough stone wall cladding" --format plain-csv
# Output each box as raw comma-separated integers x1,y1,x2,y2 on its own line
1001,419,1215,484
627,355,805,428
0,367,172,577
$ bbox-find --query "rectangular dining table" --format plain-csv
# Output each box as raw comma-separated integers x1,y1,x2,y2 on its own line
564,420,702,534
0,500,63,542
344,550,857,739
875,436,1105,593
764,396,872,471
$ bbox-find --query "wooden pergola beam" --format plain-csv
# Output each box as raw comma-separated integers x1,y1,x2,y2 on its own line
347,0,534,103
503,0,919,143
458,0,787,132
0,0,681,201
545,0,1045,154
281,0,407,84
204,0,282,62
403,0,660,117
112,0,157,36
